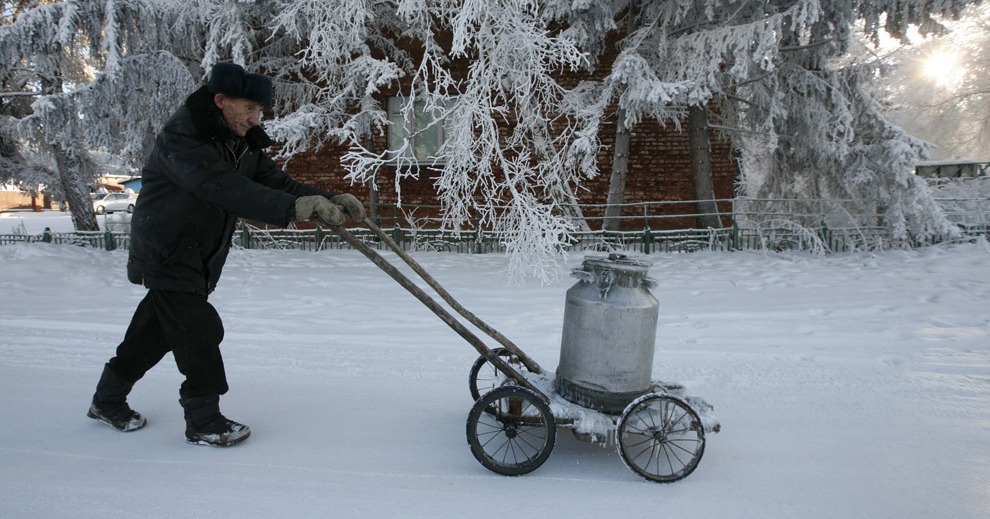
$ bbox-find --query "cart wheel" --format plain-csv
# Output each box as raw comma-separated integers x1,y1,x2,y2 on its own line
468,348,528,401
466,385,556,476
616,393,705,483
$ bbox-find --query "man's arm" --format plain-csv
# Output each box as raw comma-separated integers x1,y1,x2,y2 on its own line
251,153,335,199
153,128,297,226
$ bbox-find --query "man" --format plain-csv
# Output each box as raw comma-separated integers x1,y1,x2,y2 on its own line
86,62,364,447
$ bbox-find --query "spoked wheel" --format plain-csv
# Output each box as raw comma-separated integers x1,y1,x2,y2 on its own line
616,393,705,483
468,347,529,401
466,385,556,476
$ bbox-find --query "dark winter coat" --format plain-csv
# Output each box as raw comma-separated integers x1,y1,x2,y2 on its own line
127,86,332,295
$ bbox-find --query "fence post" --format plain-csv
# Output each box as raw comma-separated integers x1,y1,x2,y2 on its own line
104,230,115,251
314,225,324,251
642,226,652,254
392,224,403,250
241,223,251,249
819,222,831,252
42,227,52,243
471,212,482,254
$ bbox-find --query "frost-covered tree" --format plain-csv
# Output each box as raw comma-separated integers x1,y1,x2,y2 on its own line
4,0,593,278
0,0,196,231
545,0,978,243
263,0,594,281
729,1,972,241
6,0,975,271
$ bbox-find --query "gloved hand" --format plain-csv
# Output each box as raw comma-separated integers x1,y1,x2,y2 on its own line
329,193,366,221
295,195,344,227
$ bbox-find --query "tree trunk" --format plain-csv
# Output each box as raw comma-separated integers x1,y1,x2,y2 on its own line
51,144,99,232
603,2,638,232
689,104,722,229
36,76,99,232
530,129,591,233
504,77,591,232
603,106,630,231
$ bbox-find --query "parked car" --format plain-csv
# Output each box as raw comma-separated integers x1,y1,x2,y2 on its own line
91,192,137,215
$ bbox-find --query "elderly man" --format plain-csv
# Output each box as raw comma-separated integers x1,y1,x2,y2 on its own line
86,62,364,447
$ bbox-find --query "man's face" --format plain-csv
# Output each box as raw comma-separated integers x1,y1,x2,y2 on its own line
214,94,263,137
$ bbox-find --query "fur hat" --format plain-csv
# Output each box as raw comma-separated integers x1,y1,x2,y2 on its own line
207,62,273,109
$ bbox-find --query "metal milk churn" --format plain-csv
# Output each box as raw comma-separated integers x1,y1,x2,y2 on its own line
556,253,659,414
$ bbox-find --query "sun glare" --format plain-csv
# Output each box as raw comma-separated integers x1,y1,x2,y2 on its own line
922,51,965,88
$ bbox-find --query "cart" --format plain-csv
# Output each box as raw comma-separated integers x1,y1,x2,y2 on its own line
330,221,720,483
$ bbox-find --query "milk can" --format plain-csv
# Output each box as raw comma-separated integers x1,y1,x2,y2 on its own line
556,254,659,414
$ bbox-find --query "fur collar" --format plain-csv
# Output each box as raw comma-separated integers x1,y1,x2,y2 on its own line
184,86,273,150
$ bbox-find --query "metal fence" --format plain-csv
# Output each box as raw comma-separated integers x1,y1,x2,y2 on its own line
2,196,988,254
0,228,130,250
230,222,984,256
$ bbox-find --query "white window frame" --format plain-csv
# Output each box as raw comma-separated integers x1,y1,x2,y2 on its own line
386,96,452,165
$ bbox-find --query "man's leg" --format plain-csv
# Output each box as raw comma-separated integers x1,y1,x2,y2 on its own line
107,291,173,382
151,290,229,398
153,291,248,447
88,291,171,432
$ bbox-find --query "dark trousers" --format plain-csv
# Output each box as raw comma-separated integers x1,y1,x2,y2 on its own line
108,289,229,398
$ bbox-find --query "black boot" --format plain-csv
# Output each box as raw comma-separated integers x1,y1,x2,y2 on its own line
179,394,250,447
87,364,147,432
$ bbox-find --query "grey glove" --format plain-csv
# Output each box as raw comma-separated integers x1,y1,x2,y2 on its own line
329,193,366,221
295,195,344,227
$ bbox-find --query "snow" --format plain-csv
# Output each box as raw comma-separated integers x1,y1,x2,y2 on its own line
0,209,121,234
1,210,989,518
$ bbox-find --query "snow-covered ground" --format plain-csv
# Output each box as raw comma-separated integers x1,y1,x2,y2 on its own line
0,208,127,234
2,211,989,518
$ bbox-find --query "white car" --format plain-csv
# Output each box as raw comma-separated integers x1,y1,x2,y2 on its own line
91,192,137,214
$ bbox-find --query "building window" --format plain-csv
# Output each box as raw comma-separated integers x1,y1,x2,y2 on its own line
387,96,451,164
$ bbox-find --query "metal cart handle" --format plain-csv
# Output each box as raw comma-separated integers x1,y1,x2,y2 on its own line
359,218,544,375
327,222,548,400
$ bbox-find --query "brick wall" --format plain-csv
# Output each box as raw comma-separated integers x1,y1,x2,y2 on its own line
280,32,737,231
281,115,736,231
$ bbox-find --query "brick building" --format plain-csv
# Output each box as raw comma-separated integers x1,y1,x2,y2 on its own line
281,35,737,231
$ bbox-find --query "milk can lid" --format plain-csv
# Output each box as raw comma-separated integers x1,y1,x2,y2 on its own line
574,253,655,287
581,253,652,273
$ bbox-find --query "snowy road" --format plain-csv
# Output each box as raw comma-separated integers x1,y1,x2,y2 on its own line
1,212,988,518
